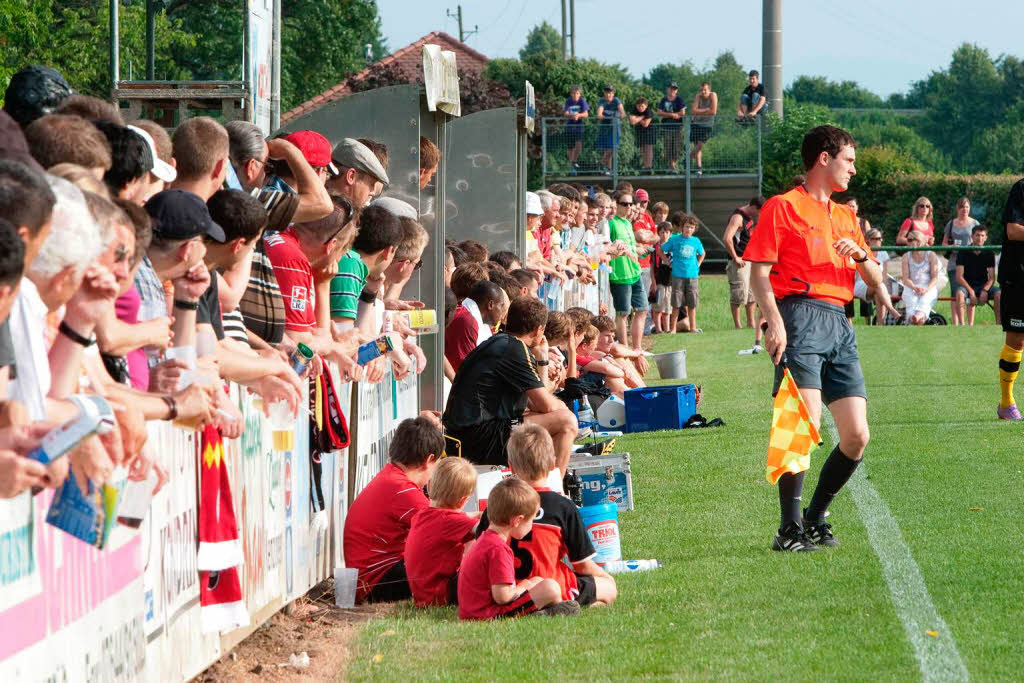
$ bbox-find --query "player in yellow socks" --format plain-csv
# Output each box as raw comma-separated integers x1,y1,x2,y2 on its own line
997,177,1024,420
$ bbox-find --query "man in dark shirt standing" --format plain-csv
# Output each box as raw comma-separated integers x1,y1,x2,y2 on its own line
656,83,686,172
997,179,1024,420
443,297,578,474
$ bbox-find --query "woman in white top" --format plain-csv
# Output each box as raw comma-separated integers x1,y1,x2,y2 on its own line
900,230,940,325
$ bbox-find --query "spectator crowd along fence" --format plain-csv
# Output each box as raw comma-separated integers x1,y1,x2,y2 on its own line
541,115,763,180
0,361,419,681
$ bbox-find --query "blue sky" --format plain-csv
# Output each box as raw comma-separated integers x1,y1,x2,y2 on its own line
378,0,1022,97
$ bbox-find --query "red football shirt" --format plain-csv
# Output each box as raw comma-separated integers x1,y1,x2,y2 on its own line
457,529,516,620
406,507,478,606
343,463,428,602
536,223,554,261
444,305,481,372
478,488,595,601
634,213,657,268
263,228,315,332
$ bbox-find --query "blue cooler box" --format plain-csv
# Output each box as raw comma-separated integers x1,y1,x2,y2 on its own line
624,384,697,432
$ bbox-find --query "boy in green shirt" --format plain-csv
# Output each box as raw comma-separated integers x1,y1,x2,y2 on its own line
606,190,647,348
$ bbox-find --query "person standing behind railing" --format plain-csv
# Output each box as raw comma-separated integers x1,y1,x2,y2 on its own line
629,98,655,172
656,83,686,173
563,86,589,173
942,197,979,326
737,70,767,120
690,82,718,177
895,196,935,245
596,86,625,174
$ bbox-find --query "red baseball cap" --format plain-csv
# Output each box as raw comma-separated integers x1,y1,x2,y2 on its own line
283,130,338,175
634,189,649,201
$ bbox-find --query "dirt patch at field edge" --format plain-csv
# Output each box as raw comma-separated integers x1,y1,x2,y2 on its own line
196,582,392,682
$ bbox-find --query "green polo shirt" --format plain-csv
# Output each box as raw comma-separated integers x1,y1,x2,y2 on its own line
329,249,368,320
607,215,641,284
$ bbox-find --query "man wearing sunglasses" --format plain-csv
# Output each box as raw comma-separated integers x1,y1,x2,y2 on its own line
607,190,648,348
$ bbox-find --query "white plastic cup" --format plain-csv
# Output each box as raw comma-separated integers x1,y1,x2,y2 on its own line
334,567,358,608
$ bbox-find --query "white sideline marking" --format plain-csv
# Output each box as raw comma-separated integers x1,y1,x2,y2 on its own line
823,414,969,682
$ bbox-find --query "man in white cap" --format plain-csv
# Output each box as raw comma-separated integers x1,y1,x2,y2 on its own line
327,137,390,209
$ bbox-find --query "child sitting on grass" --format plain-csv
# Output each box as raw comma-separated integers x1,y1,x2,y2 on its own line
343,417,441,603
406,457,480,607
575,324,628,397
593,315,647,388
480,425,617,607
458,478,579,619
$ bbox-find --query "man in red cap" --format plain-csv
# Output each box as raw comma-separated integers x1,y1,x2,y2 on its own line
632,189,658,324
267,130,338,194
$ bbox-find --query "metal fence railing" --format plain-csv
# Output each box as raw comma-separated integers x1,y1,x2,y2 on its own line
541,115,762,180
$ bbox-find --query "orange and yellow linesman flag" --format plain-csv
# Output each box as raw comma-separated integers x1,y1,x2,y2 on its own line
766,367,820,484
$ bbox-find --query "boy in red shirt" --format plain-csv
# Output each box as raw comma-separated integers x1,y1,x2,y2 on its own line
343,417,441,602
479,425,617,607
458,478,577,620
406,457,480,606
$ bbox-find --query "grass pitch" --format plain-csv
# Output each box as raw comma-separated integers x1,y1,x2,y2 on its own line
345,275,1020,681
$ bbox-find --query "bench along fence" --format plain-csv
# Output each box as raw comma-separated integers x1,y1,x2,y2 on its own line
0,361,419,682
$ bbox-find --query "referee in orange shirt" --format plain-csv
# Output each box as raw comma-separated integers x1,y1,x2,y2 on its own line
745,125,898,552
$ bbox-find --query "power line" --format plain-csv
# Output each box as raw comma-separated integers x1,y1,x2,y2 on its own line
446,5,478,43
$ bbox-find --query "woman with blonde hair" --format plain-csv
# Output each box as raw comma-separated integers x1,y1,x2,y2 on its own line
941,196,979,325
896,196,935,245
900,230,940,325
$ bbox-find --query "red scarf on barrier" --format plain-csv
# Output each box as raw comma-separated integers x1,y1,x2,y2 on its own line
197,424,248,632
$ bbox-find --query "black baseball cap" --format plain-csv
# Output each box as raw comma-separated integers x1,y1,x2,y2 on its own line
145,189,226,242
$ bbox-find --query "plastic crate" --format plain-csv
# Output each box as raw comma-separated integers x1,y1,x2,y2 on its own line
623,384,697,432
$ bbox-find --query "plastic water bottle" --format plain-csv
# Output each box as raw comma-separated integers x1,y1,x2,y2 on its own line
603,559,662,573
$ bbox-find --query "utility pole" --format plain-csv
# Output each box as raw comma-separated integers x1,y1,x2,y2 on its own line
762,0,783,117
569,0,576,58
446,5,477,43
560,0,568,59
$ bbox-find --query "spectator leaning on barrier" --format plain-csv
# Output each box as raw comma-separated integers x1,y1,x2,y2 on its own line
330,205,401,337
383,214,429,306
443,296,578,475
629,98,655,171
25,114,112,179
126,124,177,203
326,137,389,209
896,196,935,246
94,121,153,204
343,416,442,603
606,190,647,349
738,70,767,120
656,83,686,172
723,196,765,331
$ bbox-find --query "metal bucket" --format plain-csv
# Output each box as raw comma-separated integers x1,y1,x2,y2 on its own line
654,350,687,379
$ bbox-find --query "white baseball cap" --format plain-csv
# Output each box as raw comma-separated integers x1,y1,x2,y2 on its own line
525,191,543,216
127,124,177,183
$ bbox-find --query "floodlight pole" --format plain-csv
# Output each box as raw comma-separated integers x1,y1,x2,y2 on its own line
560,0,568,59
110,0,120,90
145,0,156,79
271,0,281,131
762,0,783,117
569,0,576,58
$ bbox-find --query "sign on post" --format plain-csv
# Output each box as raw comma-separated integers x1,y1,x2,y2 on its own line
247,0,274,134
524,80,536,133
422,44,461,117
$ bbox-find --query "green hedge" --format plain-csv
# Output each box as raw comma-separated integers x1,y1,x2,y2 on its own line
839,172,1019,244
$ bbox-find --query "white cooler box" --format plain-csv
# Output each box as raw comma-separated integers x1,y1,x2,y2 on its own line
568,452,634,512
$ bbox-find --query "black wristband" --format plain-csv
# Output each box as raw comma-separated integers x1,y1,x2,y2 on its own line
173,298,199,311
535,359,550,367
161,395,178,421
59,321,95,347
852,253,869,263
359,289,378,304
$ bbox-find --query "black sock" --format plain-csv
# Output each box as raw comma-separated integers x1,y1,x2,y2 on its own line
778,471,805,530
806,446,861,524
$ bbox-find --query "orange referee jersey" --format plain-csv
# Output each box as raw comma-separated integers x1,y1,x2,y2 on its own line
743,185,875,306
